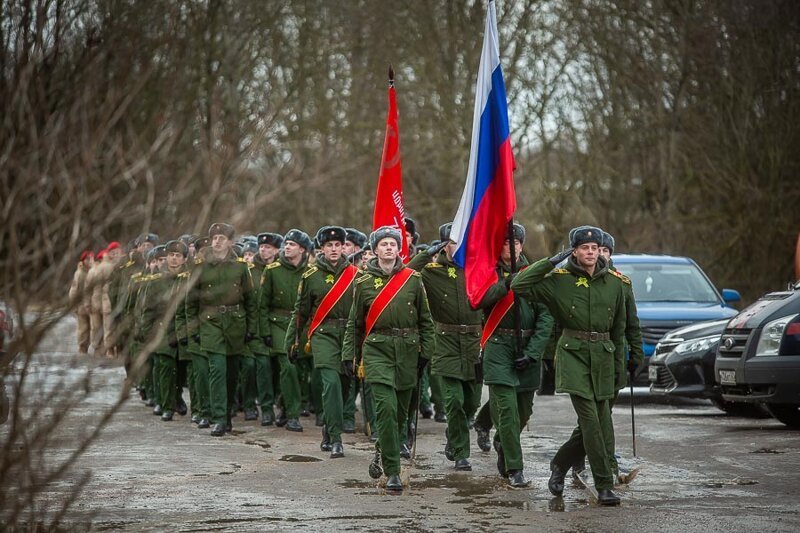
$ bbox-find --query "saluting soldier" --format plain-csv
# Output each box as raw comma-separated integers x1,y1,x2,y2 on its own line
407,223,483,471
342,226,435,493
185,223,258,436
472,223,554,487
510,226,627,506
287,226,358,458
259,229,313,432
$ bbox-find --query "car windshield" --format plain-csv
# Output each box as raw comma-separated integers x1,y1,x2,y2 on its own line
613,262,721,303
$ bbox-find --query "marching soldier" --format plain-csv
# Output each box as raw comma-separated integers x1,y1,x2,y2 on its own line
408,223,483,471
472,223,554,487
185,223,258,436
342,226,436,492
134,245,166,413
252,232,284,425
186,236,212,427
259,229,313,432
342,228,368,434
101,242,125,358
238,239,260,421
69,251,94,354
510,225,627,506
287,226,358,458
87,249,107,356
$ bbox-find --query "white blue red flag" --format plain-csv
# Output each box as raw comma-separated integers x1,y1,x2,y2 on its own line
450,0,516,308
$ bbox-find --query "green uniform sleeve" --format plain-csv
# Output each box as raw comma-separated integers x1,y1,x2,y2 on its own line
285,277,310,354
477,270,507,310
342,287,364,362
625,284,644,365
416,280,436,360
259,269,273,337
612,283,627,364
523,302,554,360
406,252,431,272
173,277,188,342
185,270,200,339
509,257,556,308
242,265,257,336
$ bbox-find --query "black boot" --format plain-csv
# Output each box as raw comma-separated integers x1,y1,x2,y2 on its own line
434,410,447,423
191,414,200,424
400,442,411,460
508,470,531,488
210,423,225,436
475,424,491,452
244,409,258,421
275,408,287,427
176,399,188,416
444,428,454,461
261,410,274,426
548,460,566,496
320,425,332,452
495,440,507,477
330,441,344,459
285,418,303,432
152,404,162,416
385,474,403,492
342,420,355,434
598,489,621,506
198,418,210,429
420,405,433,419
454,458,472,471
368,450,383,479
315,413,324,427
161,410,173,421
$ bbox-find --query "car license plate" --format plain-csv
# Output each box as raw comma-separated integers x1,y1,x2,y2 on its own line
648,366,658,381
719,370,736,385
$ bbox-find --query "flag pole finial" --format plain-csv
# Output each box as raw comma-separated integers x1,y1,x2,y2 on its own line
388,64,395,87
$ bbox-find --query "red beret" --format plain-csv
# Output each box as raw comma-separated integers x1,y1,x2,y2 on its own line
79,250,94,262
96,250,106,260
106,241,121,252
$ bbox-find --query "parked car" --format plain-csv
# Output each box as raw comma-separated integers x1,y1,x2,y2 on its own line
649,319,767,416
715,282,800,428
612,254,741,383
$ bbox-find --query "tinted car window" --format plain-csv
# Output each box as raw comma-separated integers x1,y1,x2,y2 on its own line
614,263,720,303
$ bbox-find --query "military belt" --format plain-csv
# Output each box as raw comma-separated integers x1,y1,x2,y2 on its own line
372,327,418,337
435,322,482,335
562,328,610,342
495,328,534,338
322,317,348,328
270,308,292,317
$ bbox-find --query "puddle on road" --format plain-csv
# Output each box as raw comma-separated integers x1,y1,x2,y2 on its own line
279,454,323,463
245,439,271,450
751,448,784,454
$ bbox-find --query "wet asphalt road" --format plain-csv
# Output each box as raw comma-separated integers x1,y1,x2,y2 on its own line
10,317,800,532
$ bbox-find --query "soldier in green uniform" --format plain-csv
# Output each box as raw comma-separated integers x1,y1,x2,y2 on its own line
341,228,367,434
510,226,626,506
342,226,436,492
471,223,554,487
186,223,258,436
408,223,482,471
557,230,644,481
287,226,355,458
238,239,260,421
186,236,212,427
253,232,283,425
259,229,313,432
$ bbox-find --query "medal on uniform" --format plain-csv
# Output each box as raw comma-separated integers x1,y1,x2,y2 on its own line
576,277,589,288
447,267,457,279
374,278,384,289
325,274,334,284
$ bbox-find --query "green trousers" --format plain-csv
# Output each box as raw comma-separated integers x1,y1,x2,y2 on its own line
319,367,350,442
553,394,615,490
310,365,323,415
372,383,413,477
184,359,197,416
278,353,302,419
238,355,257,411
192,353,211,420
441,376,482,461
419,367,432,411
142,353,158,404
475,389,535,433
254,354,280,413
343,377,356,425
208,353,240,426
555,391,620,475
429,371,445,413
487,385,536,472
156,354,177,412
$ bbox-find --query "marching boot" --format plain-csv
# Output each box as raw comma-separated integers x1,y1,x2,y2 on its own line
210,423,225,437
342,420,355,434
197,418,210,429
548,460,566,496
244,409,258,421
475,424,491,452
261,409,274,426
598,489,621,506
420,405,433,419
454,458,472,471
385,474,403,493
494,440,507,477
444,428,454,461
275,408,288,427
191,414,200,424
176,398,188,416
320,425,332,452
285,418,303,432
161,410,174,421
330,441,344,459
152,404,162,416
507,470,531,488
400,442,411,460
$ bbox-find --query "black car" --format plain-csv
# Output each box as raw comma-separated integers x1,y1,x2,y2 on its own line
715,283,800,428
649,319,766,416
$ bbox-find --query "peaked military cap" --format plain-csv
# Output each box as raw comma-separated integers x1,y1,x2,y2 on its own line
345,228,367,248
600,231,615,253
370,226,402,250
569,225,603,248
316,226,347,246
165,240,189,257
209,222,235,239
284,229,313,251
258,232,284,248
439,223,453,243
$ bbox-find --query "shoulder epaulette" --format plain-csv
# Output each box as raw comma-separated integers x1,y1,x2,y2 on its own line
177,272,190,279
553,268,570,274
237,257,247,263
131,273,143,282
356,274,372,284
247,262,255,270
609,269,631,284
302,265,318,279
266,261,281,270
150,273,163,281
411,271,421,278
424,262,443,269
194,257,204,265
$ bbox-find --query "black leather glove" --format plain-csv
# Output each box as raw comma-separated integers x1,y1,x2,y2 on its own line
262,335,272,348
428,241,448,257
548,248,574,267
342,360,354,379
244,332,254,343
627,360,639,375
179,337,188,346
192,334,200,344
474,361,484,383
514,356,532,371
168,338,178,348
288,344,299,363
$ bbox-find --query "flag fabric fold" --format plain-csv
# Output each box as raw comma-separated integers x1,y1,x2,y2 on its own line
373,78,410,262
450,0,516,307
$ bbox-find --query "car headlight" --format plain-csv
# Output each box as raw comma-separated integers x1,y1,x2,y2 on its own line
755,314,798,356
673,335,719,355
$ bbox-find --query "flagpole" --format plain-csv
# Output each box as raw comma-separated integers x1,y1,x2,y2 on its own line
507,220,523,360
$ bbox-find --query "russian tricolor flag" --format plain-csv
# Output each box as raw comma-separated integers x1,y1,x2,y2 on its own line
451,0,516,308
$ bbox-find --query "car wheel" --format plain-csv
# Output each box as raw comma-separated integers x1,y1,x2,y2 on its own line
711,397,771,418
765,403,800,428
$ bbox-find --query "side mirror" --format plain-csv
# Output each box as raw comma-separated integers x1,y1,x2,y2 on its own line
721,289,741,304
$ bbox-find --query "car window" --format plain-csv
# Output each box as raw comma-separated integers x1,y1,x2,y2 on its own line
614,263,720,303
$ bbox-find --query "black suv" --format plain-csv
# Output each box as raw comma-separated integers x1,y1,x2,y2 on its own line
714,283,800,427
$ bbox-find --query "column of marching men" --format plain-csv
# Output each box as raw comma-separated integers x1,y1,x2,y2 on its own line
70,219,642,505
